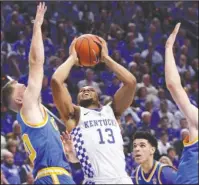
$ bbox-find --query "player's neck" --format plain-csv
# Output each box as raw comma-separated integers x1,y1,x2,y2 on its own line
87,104,101,109
141,158,154,174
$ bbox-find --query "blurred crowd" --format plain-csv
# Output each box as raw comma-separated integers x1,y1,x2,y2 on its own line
1,1,198,184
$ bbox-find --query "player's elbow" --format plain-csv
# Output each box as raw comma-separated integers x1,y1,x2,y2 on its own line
127,75,137,88
166,81,181,91
51,77,61,89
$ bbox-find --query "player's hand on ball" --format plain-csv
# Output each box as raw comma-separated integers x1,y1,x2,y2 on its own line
69,38,79,66
165,22,181,48
61,131,74,154
32,2,47,26
98,37,108,62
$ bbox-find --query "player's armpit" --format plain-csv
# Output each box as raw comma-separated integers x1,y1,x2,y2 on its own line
69,162,81,170
168,85,198,129
112,83,136,117
23,65,43,108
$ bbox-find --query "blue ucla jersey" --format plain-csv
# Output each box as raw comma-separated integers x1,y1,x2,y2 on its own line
132,160,177,184
17,107,71,178
175,136,198,184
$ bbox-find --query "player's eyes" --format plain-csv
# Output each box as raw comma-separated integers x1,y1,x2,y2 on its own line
140,145,145,148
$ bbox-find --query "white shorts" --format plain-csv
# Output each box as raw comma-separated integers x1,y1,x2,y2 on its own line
83,176,133,184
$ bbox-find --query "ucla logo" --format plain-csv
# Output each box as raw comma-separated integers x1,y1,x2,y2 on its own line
152,177,157,184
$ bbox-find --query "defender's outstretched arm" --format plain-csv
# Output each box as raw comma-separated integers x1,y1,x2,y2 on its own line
165,23,198,141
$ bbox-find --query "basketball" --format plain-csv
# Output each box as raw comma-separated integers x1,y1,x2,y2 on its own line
75,34,102,67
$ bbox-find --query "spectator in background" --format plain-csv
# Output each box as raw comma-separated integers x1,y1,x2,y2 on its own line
1,135,7,149
111,50,127,67
144,100,154,114
173,128,189,158
158,132,171,155
1,171,9,185
137,111,154,134
41,74,57,114
127,23,144,46
137,74,158,97
105,75,121,97
151,100,175,129
134,86,147,111
19,158,33,184
154,88,177,114
6,121,24,152
6,139,26,167
159,155,173,166
1,150,21,184
1,31,12,54
22,172,34,185
123,113,137,139
42,30,55,58
177,54,188,74
167,147,179,169
121,38,141,63
128,62,142,83
141,42,163,65
77,68,102,94
157,117,176,141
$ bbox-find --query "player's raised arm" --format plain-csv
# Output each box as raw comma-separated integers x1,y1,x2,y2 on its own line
51,39,79,132
99,37,137,117
22,2,47,109
165,23,198,137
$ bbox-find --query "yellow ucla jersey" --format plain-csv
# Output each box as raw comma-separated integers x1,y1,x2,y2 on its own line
175,136,198,184
17,107,71,178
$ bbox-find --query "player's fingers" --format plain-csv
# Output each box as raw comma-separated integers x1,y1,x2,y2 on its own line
44,5,47,13
60,135,64,142
62,132,68,140
71,37,77,47
171,23,181,39
174,23,181,34
63,131,70,140
42,2,45,10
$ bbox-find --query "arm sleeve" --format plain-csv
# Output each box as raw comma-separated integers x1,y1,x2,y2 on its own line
160,166,177,184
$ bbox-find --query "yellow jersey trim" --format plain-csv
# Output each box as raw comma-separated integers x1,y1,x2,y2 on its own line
158,164,169,185
51,174,60,184
36,167,71,180
20,106,48,128
141,161,158,182
135,166,140,184
183,136,198,147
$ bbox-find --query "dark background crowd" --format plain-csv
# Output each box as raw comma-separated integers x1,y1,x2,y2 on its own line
1,1,198,184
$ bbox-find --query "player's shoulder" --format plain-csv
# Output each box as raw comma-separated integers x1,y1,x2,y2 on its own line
19,104,49,128
159,164,177,176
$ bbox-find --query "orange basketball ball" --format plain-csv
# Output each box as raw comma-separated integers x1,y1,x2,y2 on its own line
75,34,102,67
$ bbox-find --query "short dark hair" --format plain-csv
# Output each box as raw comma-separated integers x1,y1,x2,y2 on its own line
133,131,158,149
167,147,175,154
1,81,15,108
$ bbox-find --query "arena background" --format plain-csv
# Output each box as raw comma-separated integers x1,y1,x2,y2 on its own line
1,1,198,184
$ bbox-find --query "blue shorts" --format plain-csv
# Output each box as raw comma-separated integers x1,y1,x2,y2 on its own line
34,167,75,184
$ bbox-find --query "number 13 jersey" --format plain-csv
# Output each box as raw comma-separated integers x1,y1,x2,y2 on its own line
70,104,130,183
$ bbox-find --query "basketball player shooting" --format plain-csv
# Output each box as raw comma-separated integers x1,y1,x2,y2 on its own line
165,23,198,184
51,37,136,184
1,3,75,184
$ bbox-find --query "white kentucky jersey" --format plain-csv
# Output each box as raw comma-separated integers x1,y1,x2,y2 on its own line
70,104,133,184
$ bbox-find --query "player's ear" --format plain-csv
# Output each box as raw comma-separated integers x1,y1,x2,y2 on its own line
151,146,155,155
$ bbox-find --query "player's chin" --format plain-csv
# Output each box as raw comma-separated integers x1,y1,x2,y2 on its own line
79,98,93,107
134,156,144,164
